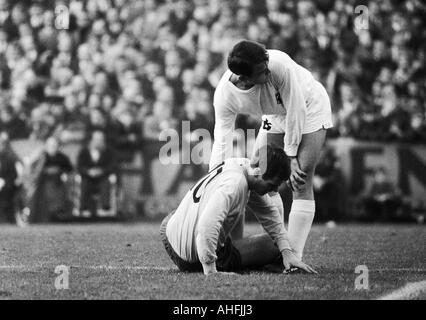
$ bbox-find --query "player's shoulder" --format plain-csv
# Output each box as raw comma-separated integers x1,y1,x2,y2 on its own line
214,70,232,92
267,49,292,64
220,158,249,187
213,70,233,106
267,49,294,86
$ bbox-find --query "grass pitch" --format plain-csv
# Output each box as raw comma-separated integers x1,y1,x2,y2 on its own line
0,222,425,300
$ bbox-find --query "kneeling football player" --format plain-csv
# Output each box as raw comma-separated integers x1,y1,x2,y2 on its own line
160,145,317,275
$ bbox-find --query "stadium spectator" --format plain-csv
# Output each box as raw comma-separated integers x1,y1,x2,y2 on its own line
0,105,28,139
313,146,346,221
0,131,28,225
56,92,86,143
77,130,117,217
143,86,178,140
85,107,114,143
0,131,18,223
28,136,73,223
29,100,56,140
112,108,142,164
360,167,407,222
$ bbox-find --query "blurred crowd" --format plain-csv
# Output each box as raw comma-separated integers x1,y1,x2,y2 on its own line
0,0,425,150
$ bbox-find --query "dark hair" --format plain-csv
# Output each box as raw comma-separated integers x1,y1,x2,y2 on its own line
253,144,291,182
227,40,269,77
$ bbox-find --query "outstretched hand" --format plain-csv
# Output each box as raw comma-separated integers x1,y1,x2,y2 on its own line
205,271,239,277
281,249,318,274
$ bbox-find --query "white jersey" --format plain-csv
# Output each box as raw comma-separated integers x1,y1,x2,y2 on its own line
210,49,318,168
166,158,291,265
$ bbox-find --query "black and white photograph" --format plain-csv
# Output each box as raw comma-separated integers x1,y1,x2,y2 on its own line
0,0,425,304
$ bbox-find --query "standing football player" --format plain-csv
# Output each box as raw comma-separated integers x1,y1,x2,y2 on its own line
160,145,317,275
209,40,333,260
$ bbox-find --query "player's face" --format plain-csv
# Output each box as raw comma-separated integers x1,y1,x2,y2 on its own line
248,61,270,85
252,175,282,195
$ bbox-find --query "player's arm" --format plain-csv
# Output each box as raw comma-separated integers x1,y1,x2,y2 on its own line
278,64,307,158
209,102,237,171
248,192,291,252
276,64,308,189
248,192,317,273
196,179,243,275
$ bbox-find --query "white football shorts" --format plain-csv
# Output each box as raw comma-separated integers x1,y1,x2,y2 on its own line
260,80,333,135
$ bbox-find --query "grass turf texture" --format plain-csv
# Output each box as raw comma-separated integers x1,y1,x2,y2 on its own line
0,223,425,300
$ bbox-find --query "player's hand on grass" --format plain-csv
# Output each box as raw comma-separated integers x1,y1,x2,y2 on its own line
281,249,318,274
206,271,239,277
203,263,238,276
288,157,307,191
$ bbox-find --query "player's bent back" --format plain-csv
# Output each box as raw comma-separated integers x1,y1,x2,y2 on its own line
162,158,250,271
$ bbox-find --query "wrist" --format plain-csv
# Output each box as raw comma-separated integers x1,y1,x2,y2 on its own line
277,239,292,253
280,248,293,255
202,262,217,275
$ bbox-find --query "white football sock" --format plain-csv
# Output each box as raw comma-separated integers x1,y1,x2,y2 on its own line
269,192,284,223
288,199,315,260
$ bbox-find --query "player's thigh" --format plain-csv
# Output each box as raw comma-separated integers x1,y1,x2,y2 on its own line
233,234,280,268
297,129,327,176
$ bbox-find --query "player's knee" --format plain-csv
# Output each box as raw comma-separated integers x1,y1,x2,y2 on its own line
297,172,315,189
299,160,316,176
292,183,314,200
